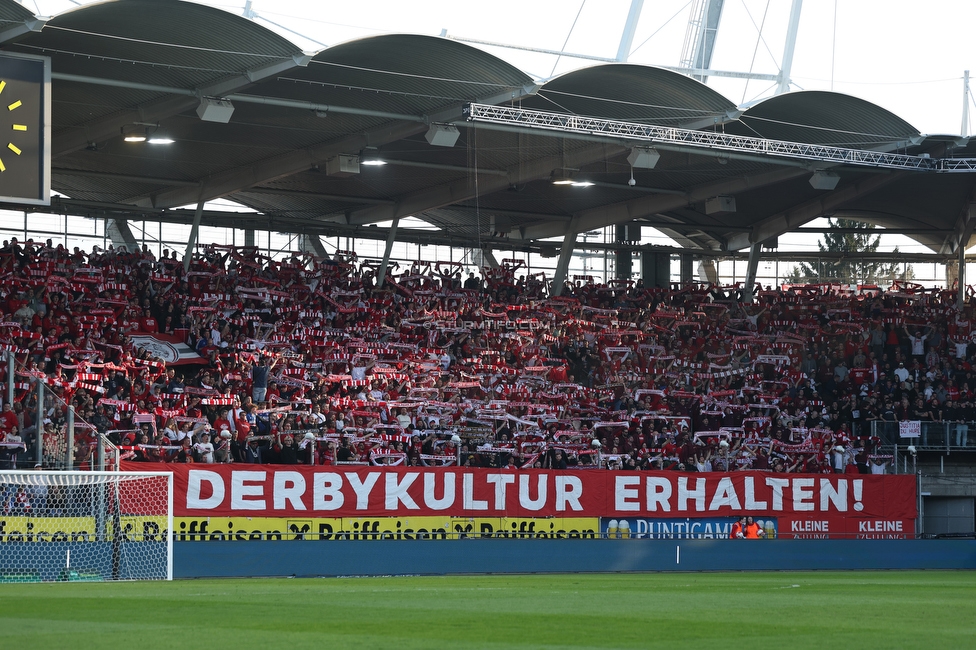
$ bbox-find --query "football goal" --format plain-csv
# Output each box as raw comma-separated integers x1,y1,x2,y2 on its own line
0,471,173,582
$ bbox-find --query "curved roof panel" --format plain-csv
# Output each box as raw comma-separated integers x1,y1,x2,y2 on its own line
13,0,301,90
0,0,35,25
730,90,920,147
526,64,736,127
0,3,962,257
260,34,534,119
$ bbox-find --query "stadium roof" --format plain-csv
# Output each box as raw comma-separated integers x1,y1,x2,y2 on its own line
2,0,975,259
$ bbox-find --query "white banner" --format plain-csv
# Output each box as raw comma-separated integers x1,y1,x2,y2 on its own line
898,420,921,439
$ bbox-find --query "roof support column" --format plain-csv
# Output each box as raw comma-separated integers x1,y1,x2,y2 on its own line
743,242,762,303
775,0,803,95
551,220,580,297
470,247,499,269
615,0,645,62
959,202,976,309
299,234,330,260
183,201,204,273
959,238,967,310
615,225,632,280
680,253,695,284
106,219,138,252
244,229,255,248
699,259,719,284
376,217,400,289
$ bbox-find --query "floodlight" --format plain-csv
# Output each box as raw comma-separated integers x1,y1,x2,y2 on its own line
121,125,146,142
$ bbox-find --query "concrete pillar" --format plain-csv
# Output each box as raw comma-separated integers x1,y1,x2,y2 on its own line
299,234,330,259
699,259,719,284
680,254,694,283
946,259,959,289
743,242,762,303
470,247,499,269
615,224,632,280
376,217,399,288
641,250,671,289
552,221,580,297
106,219,138,252
958,240,967,310
183,201,204,273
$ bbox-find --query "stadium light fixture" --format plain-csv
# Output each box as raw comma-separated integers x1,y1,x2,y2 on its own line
550,168,577,185
123,123,175,145
121,125,147,142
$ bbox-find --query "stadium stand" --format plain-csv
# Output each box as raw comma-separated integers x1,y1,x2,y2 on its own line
0,237,971,475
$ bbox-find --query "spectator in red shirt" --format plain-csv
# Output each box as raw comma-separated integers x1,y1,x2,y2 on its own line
138,308,159,333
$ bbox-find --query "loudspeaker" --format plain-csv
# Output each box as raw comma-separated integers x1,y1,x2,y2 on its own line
425,124,460,147
809,171,841,190
196,97,235,123
627,147,660,169
325,154,360,177
705,195,736,215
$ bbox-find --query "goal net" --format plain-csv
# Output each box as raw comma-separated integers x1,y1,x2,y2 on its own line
0,471,173,582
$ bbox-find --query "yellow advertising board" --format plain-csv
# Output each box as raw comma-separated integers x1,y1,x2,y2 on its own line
0,516,98,542
0,515,599,542
0,516,166,542
169,516,599,541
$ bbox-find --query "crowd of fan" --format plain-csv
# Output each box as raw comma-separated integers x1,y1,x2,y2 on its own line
0,236,973,474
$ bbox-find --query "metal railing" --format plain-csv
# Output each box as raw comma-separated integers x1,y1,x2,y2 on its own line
871,420,976,452
2,370,118,471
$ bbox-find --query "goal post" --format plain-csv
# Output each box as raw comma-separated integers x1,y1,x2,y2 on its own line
0,471,173,582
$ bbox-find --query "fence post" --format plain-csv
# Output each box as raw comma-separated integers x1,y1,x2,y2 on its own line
5,351,13,406
916,472,923,537
65,405,75,470
96,433,106,541
35,379,44,467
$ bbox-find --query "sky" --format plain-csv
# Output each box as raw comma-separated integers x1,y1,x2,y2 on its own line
26,0,976,136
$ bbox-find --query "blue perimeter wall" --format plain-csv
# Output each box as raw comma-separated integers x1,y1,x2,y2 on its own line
174,540,976,578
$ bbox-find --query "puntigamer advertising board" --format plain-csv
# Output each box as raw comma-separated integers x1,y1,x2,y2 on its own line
116,463,916,540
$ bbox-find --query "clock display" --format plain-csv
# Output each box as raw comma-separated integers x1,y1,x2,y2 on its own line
0,52,49,205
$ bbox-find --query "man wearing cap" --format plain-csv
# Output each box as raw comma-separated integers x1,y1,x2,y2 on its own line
894,362,910,383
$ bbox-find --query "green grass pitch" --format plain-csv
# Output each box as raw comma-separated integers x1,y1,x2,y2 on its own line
0,571,971,649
